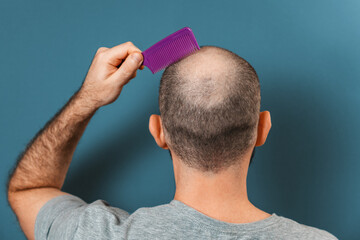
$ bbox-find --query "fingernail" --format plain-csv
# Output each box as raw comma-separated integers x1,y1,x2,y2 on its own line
132,53,143,65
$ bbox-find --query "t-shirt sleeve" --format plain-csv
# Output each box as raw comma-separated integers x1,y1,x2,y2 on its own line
35,194,130,240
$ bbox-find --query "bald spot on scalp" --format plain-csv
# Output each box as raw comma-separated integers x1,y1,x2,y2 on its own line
173,47,240,109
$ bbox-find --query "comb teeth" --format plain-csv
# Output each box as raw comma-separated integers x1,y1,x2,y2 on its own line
142,27,200,74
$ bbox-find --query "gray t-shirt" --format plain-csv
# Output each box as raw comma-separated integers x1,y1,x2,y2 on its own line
35,195,337,239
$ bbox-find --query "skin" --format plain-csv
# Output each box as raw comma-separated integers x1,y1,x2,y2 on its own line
7,41,272,240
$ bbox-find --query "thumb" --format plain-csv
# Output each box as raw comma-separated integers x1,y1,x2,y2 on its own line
113,52,143,85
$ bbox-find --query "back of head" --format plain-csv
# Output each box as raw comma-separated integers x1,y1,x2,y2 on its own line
159,46,260,173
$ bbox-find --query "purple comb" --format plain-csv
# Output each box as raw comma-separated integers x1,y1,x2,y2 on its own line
141,27,200,74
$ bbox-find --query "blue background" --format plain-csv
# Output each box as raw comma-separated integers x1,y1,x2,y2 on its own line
1,0,359,239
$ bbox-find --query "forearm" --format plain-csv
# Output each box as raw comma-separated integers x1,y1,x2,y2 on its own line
7,42,143,240
8,90,97,193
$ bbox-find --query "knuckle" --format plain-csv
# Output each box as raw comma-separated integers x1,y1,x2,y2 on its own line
125,41,134,46
96,47,107,54
96,51,107,60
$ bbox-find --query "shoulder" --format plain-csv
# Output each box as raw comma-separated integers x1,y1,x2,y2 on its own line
35,195,130,239
127,202,175,222
275,215,338,240
79,198,129,219
121,202,179,232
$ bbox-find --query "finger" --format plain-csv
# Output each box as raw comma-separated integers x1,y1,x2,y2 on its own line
104,42,142,67
112,52,143,85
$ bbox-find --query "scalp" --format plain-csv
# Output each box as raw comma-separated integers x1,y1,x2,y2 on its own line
173,46,240,109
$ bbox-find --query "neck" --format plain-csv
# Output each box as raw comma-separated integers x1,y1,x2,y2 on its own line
172,154,270,223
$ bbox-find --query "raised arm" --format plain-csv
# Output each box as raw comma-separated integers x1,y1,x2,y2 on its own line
7,42,144,240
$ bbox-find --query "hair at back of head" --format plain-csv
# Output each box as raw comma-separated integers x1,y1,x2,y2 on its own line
159,46,260,173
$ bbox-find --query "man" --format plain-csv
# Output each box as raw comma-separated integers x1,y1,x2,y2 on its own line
7,42,337,239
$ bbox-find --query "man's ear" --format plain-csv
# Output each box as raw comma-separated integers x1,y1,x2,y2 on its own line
149,114,169,149
255,111,272,147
